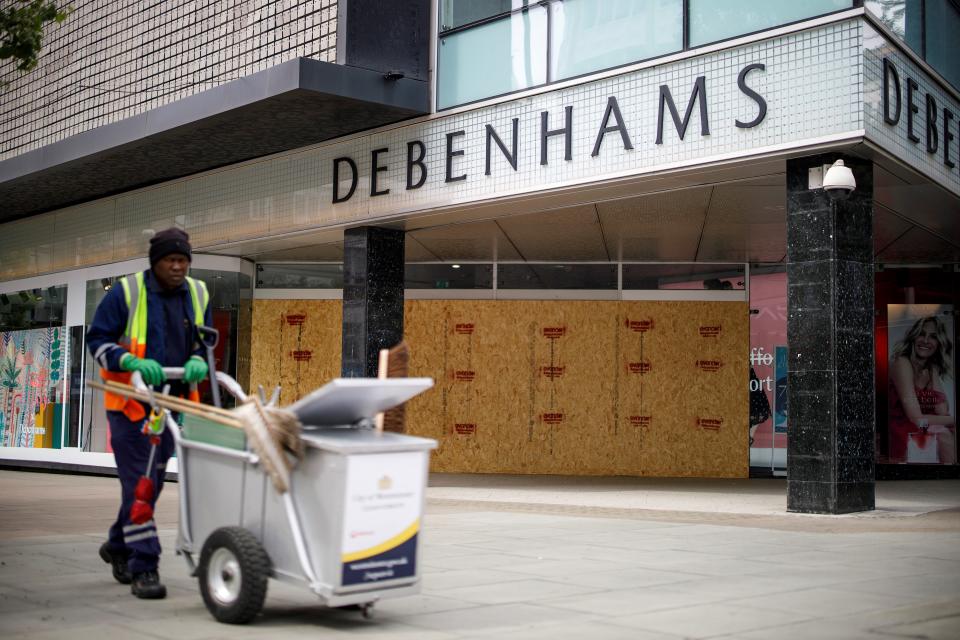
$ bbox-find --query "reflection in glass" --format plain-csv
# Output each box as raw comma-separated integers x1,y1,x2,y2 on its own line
438,6,547,108
256,263,344,289
865,0,923,51
0,285,66,331
550,0,682,81
924,0,960,89
441,0,526,31
622,264,745,290
689,0,850,46
498,264,617,289
406,264,493,289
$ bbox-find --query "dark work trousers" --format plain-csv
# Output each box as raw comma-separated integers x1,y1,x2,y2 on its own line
106,410,175,575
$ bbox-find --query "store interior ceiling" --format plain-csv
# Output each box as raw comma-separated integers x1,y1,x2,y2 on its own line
212,151,960,266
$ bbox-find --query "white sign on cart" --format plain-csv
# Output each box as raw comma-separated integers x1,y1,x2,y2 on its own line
340,451,426,586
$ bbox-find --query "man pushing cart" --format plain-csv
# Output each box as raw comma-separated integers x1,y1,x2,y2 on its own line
89,229,436,622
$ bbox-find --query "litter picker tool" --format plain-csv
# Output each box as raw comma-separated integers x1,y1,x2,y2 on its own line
129,383,168,524
197,325,222,408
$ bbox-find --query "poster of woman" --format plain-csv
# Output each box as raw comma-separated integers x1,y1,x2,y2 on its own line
888,304,956,464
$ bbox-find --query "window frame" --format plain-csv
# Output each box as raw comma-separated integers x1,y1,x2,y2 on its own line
436,0,860,111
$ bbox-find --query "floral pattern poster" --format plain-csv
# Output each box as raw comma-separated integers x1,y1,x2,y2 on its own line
0,327,65,448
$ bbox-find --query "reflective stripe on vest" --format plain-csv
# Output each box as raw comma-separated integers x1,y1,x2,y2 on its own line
103,272,209,419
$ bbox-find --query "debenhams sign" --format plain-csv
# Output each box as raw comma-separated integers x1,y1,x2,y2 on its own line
327,64,769,205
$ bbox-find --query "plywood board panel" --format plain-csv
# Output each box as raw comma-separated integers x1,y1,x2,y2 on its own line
249,300,342,406
404,300,749,478
250,298,748,477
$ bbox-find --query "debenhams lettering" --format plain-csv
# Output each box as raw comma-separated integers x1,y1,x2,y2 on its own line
883,57,959,172
330,63,768,204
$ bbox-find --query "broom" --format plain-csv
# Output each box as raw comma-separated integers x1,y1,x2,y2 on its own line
232,396,304,493
90,380,303,494
375,341,410,435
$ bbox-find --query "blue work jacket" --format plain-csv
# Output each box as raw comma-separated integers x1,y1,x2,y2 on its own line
87,269,214,374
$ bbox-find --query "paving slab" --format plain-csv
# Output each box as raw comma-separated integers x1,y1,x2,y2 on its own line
0,470,958,640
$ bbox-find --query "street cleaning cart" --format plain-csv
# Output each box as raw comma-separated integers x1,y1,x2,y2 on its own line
118,366,436,624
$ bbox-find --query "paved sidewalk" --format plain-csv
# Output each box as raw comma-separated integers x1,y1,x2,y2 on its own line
1,470,958,639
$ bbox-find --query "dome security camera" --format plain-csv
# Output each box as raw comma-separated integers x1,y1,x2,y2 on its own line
822,160,856,201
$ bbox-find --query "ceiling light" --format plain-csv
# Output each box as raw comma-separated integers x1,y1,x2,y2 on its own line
451,264,461,269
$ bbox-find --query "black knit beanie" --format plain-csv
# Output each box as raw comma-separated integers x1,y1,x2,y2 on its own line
149,228,192,266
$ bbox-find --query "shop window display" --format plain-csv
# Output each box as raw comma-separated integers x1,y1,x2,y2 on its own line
0,286,68,448
748,269,788,473
876,268,958,467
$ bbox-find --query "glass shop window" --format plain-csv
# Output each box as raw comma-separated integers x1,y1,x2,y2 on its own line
405,264,493,289
747,267,788,475
548,0,682,82
875,267,958,467
689,0,851,47
924,0,960,89
256,263,344,289
438,4,547,109
621,264,745,290
190,268,245,383
0,285,68,449
497,263,617,289
864,0,923,52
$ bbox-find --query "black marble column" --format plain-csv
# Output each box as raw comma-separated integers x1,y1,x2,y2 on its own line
786,154,875,514
341,226,405,378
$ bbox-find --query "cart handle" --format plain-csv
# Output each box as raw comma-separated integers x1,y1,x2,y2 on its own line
129,368,248,403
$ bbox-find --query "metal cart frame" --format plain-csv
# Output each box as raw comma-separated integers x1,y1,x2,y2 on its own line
132,369,435,623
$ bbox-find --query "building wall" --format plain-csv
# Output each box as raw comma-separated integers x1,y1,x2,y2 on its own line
0,17,866,283
250,299,749,478
863,22,960,198
0,0,338,163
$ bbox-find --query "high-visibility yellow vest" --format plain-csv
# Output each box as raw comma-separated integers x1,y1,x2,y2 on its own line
102,272,209,420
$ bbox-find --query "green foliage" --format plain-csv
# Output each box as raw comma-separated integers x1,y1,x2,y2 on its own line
0,1,70,74
1,356,20,390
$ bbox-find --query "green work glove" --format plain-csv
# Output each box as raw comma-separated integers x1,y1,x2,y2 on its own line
120,354,166,386
183,355,209,383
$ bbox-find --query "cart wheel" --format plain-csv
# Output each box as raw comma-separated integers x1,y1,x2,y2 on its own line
361,602,375,619
198,527,270,624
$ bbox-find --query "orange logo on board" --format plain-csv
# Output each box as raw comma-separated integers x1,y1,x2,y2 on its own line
626,318,654,332
542,326,567,339
699,325,722,337
454,423,477,435
540,413,564,425
629,415,652,427
541,366,566,379
695,359,723,372
627,361,652,374
285,314,306,326
290,350,312,362
696,417,723,430
454,370,476,382
455,323,475,335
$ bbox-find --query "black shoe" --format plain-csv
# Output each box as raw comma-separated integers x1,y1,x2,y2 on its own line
99,542,132,584
131,571,167,599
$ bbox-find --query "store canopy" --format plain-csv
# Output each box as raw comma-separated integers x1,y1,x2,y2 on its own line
0,57,429,222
